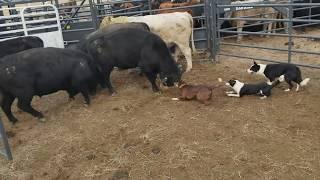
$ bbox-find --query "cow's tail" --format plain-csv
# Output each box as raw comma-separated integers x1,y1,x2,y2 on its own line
188,13,196,53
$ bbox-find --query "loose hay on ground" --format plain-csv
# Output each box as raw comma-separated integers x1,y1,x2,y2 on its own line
0,31,319,179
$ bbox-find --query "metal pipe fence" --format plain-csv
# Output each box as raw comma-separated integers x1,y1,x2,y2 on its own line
212,0,320,69
2,0,320,68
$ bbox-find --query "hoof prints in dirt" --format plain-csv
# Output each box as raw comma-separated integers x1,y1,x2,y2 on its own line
151,146,161,155
111,169,129,180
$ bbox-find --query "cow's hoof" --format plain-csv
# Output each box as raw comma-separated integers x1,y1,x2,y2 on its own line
10,119,18,125
38,117,47,122
260,96,267,100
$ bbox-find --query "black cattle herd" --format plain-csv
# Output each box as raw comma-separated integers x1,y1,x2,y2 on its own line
0,25,183,124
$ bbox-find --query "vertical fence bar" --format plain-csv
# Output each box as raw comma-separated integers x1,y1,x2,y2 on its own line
215,0,221,62
20,7,28,36
211,0,218,62
288,0,293,63
89,0,99,29
0,118,12,160
205,0,213,55
54,0,60,8
308,0,312,25
148,0,153,15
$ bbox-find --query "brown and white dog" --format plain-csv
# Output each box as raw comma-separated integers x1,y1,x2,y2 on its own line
172,80,221,105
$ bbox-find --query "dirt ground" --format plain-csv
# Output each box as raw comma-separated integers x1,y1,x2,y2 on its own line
0,30,320,180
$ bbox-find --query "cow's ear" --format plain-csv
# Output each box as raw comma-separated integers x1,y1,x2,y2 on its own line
93,39,104,53
93,38,104,48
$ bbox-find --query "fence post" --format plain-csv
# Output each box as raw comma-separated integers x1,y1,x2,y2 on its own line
0,118,12,160
148,0,153,15
211,0,218,62
288,0,293,63
54,0,59,8
89,0,99,30
205,0,213,56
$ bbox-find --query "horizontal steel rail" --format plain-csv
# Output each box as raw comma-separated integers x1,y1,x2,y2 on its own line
218,53,320,69
219,3,320,8
219,17,320,23
97,3,204,17
218,29,320,39
62,27,95,32
220,42,320,56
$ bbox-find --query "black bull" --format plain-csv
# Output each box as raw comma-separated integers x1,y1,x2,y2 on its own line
0,36,44,58
76,28,182,93
0,48,106,124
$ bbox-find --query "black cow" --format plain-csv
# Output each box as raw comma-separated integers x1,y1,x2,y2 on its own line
0,47,105,124
293,0,320,26
68,23,150,50
79,28,182,93
0,36,44,58
86,22,150,41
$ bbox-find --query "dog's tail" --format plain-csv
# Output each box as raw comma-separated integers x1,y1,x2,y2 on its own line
300,78,310,86
295,67,310,86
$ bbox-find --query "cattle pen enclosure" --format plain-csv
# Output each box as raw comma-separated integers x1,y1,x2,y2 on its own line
1,0,320,179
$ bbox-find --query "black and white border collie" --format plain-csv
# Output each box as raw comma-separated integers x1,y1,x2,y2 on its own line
247,61,310,92
225,79,279,99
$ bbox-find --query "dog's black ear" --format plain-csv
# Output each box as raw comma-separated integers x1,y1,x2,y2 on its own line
253,60,257,65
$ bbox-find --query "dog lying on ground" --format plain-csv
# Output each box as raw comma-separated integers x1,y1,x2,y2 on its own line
172,80,222,105
247,61,310,92
225,79,280,99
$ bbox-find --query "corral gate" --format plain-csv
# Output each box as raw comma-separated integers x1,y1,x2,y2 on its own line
0,4,65,160
210,0,320,69
0,4,64,48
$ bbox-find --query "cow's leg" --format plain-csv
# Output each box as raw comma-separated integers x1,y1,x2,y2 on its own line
144,72,159,92
79,86,90,105
177,44,193,72
237,21,244,42
67,88,77,101
266,20,273,37
1,94,18,124
105,68,116,95
17,97,44,119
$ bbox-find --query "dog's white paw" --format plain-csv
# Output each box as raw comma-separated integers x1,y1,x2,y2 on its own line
171,98,179,101
284,89,291,92
278,75,285,82
260,96,267,100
